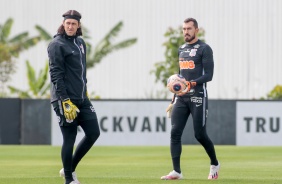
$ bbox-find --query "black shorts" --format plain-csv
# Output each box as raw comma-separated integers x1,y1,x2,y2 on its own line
52,98,98,126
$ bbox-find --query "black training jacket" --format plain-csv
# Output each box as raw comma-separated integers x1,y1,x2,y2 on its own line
48,34,87,103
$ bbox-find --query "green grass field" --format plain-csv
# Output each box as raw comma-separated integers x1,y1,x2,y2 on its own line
0,145,281,184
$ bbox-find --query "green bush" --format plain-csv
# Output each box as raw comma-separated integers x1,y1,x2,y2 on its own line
266,85,282,100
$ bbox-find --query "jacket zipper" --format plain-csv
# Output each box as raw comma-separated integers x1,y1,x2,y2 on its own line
73,38,85,99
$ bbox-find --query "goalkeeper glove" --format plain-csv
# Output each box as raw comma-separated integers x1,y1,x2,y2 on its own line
62,98,80,122
166,103,174,118
178,81,197,96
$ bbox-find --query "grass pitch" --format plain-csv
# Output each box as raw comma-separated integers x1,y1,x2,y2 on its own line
0,145,281,184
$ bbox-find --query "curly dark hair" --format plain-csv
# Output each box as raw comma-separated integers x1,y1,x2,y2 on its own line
57,10,83,36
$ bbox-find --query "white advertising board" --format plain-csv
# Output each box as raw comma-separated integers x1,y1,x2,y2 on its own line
236,101,282,146
52,101,171,146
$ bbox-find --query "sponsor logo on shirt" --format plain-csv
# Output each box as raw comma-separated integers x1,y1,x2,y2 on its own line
179,60,195,69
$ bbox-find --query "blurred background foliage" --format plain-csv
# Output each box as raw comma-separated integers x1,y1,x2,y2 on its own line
0,18,41,96
1,18,281,100
265,85,282,100
0,18,137,99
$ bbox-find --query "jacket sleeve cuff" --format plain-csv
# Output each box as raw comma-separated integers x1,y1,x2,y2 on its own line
61,96,70,101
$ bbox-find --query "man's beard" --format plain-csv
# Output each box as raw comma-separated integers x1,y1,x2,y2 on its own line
184,34,195,43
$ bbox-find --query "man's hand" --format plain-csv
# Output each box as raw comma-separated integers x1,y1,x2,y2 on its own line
190,81,197,88
62,99,80,122
178,81,197,96
166,103,174,118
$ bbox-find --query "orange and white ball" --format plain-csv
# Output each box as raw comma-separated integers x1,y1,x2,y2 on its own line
167,74,188,94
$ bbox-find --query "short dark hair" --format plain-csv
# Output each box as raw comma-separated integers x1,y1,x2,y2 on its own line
183,18,198,29
57,10,83,36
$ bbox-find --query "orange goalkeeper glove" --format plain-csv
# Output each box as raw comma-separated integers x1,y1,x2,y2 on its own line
178,81,197,96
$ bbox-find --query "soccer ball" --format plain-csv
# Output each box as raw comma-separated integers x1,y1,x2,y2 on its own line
167,74,188,94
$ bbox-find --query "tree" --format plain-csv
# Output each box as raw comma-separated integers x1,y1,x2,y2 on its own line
0,18,41,96
8,60,50,98
151,26,205,87
85,21,137,68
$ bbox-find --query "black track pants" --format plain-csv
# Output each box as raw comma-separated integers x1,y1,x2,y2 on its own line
170,94,218,173
60,119,100,182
